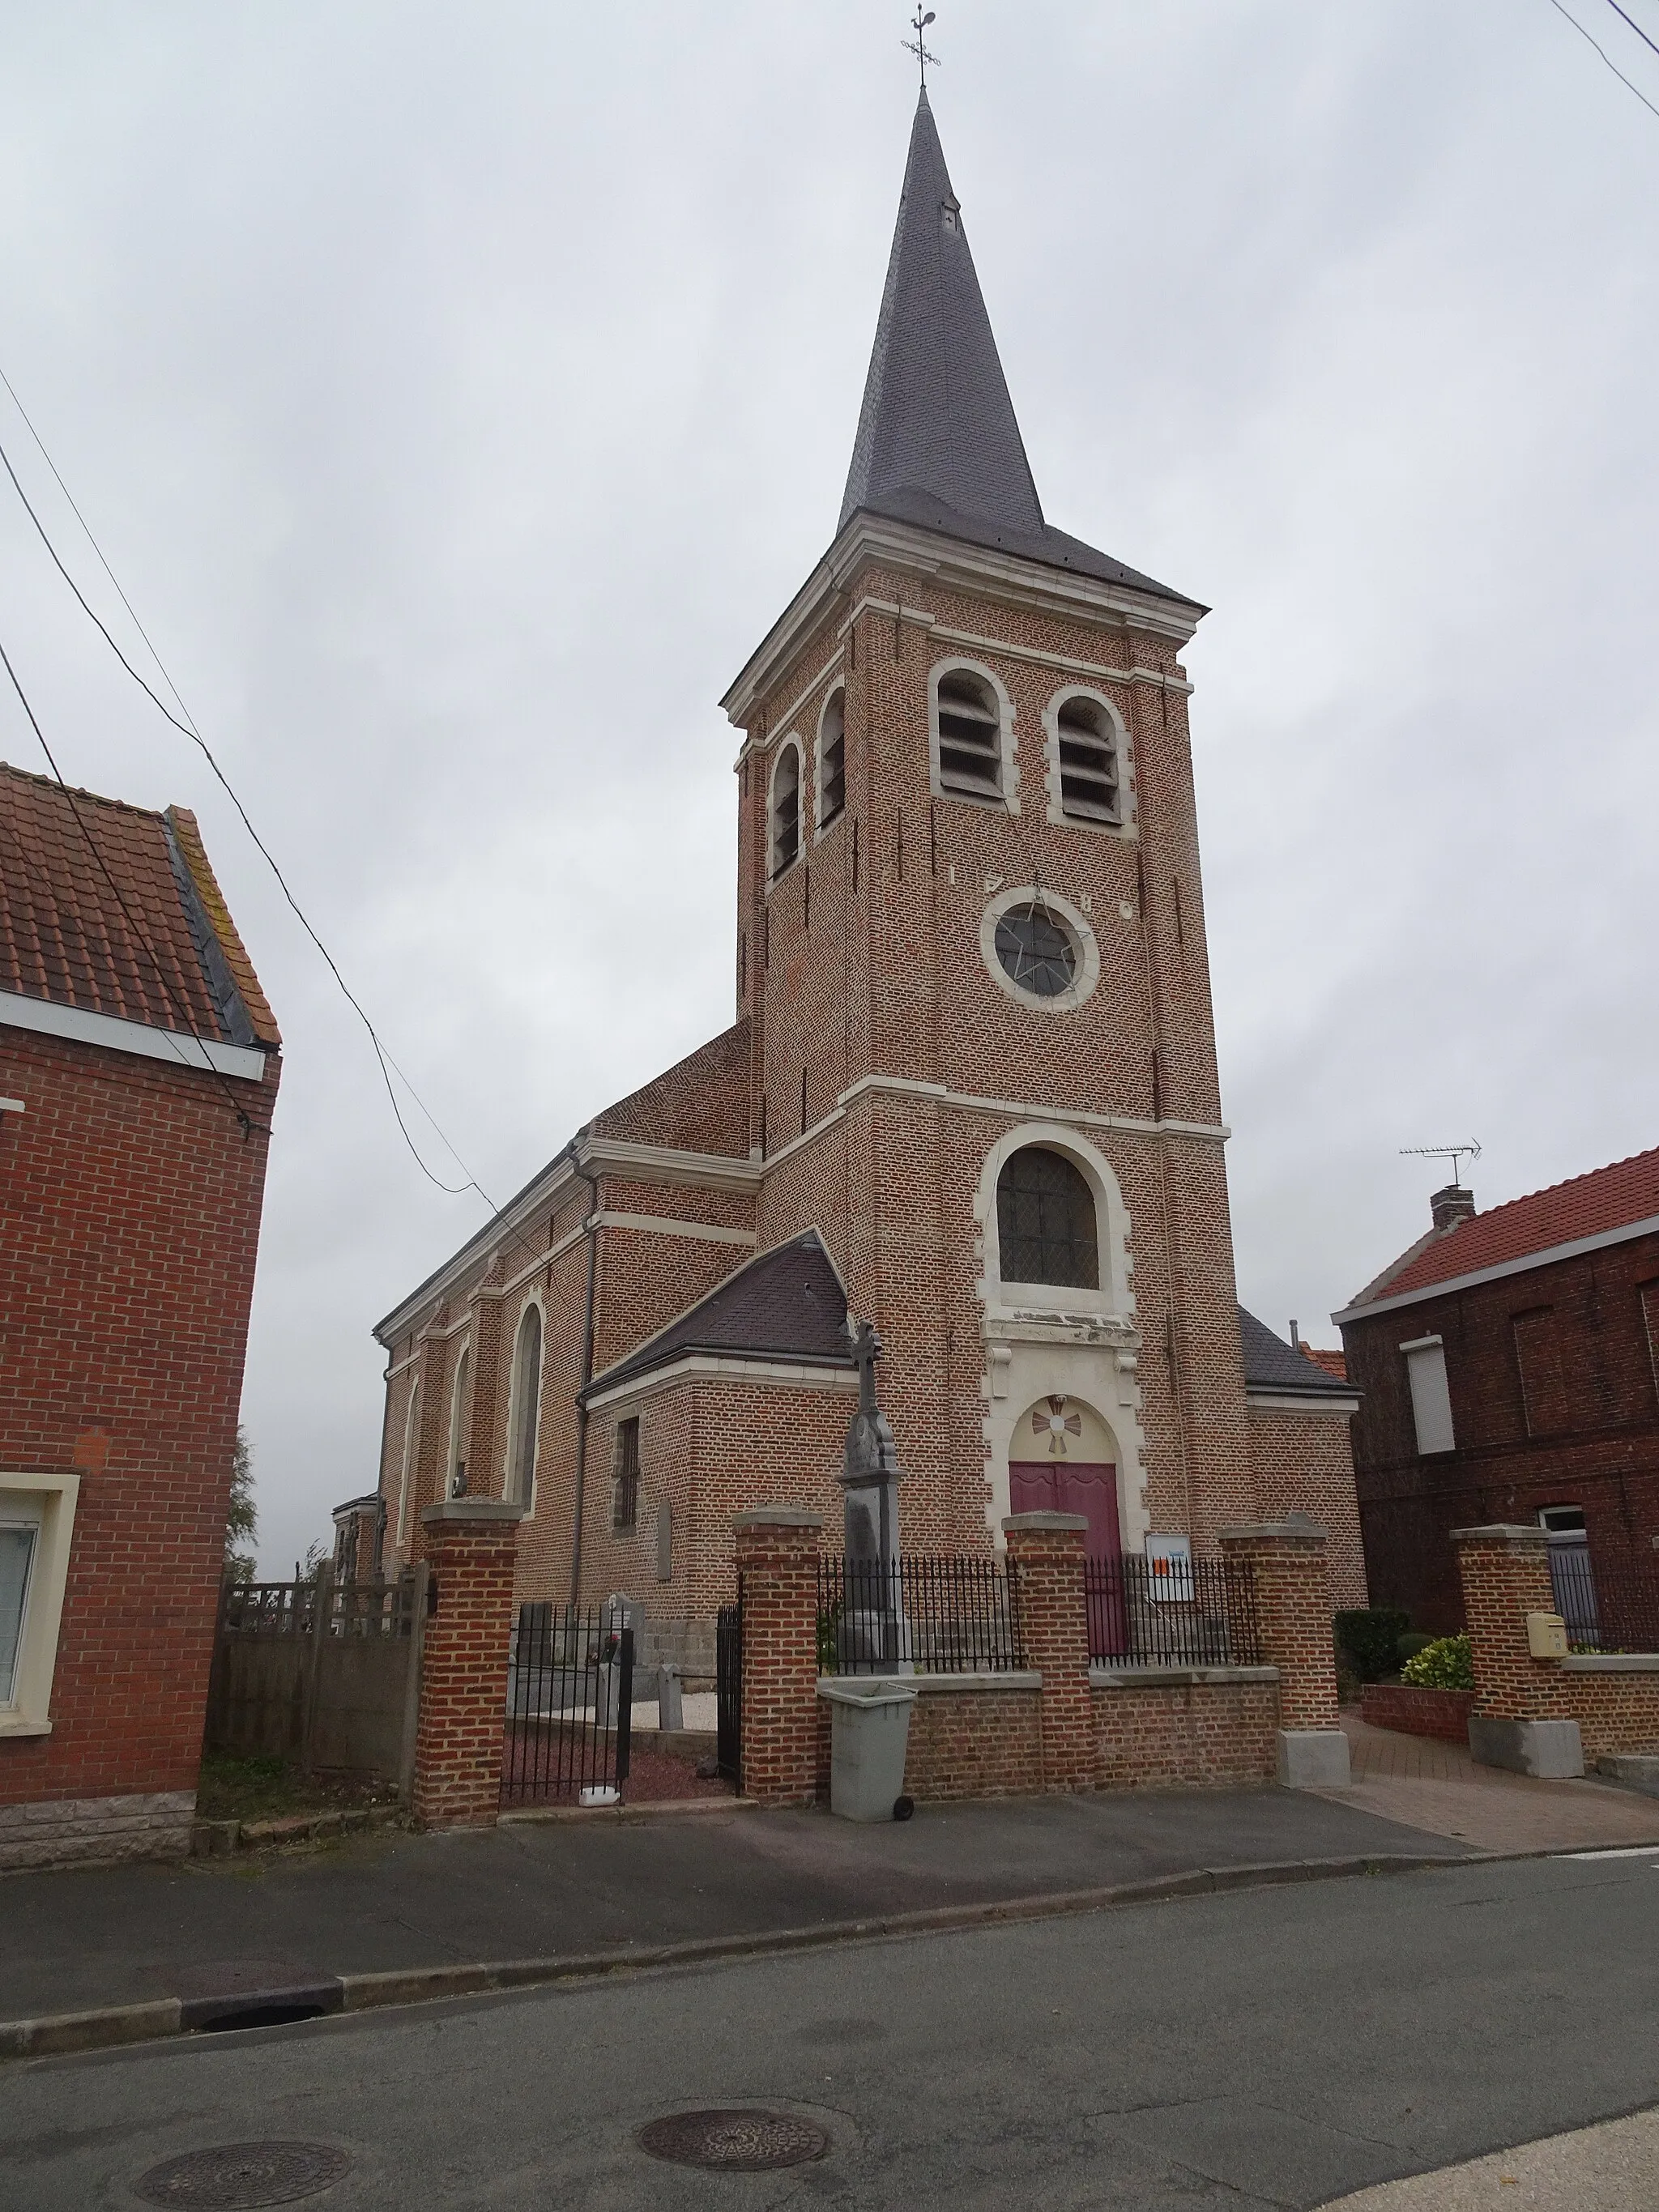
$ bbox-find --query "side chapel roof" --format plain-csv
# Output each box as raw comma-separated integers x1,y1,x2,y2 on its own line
586,1230,853,1397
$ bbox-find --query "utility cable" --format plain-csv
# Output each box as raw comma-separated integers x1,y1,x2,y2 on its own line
1546,0,1659,121
0,632,267,1137
1604,0,1659,63
0,392,495,1205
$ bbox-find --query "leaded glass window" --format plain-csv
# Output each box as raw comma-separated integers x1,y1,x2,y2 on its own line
997,1148,1099,1289
994,902,1077,997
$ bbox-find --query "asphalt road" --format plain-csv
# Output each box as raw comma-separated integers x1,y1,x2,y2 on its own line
5,1850,1658,2210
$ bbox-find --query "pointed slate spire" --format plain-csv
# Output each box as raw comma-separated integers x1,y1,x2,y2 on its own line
840,91,1043,539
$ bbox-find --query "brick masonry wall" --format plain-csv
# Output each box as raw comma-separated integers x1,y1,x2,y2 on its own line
0,1026,277,1818
1247,1406,1368,1607
411,1505,521,1829
1454,1526,1659,1756
893,1685,1043,1801
1093,1679,1278,1788
1218,1521,1341,1733
1004,1516,1097,1791
734,1510,822,1808
1360,1684,1476,1742
1344,1230,1659,1634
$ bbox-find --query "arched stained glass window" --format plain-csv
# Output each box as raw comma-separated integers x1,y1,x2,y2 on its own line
506,1306,543,1507
996,1147,1099,1289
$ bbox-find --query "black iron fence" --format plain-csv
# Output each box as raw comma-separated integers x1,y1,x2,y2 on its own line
1549,1545,1659,1654
502,1602,633,1808
716,1597,743,1788
817,1555,1026,1676
1085,1554,1262,1669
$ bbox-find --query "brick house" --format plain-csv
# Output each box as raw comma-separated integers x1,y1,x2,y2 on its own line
0,764,279,1867
365,91,1364,1663
1336,1152,1659,1636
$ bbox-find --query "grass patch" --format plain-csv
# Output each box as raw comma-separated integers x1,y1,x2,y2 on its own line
197,1752,399,1824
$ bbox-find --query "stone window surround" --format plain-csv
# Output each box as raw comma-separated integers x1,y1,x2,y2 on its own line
1042,683,1137,837
928,654,1020,813
394,1377,422,1545
0,1468,80,1739
445,1338,471,1502
505,1291,548,1519
979,883,1101,1013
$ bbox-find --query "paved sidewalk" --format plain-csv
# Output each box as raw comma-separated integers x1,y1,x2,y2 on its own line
0,1784,1467,2027
1314,1714,1659,1852
1320,2106,1659,2211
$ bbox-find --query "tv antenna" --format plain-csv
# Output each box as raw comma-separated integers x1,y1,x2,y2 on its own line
903,8,939,90
1400,1140,1482,1187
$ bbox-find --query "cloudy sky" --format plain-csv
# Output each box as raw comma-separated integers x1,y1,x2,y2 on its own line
2,2,1654,1573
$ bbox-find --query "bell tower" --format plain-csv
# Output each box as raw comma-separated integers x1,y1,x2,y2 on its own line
720,90,1256,1558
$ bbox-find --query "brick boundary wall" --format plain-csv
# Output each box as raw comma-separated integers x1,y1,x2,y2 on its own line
1093,1673,1278,1787
1453,1525,1659,1773
1360,1684,1477,1743
411,1500,523,1830
1003,1514,1098,1792
1218,1515,1348,1787
734,1508,824,1808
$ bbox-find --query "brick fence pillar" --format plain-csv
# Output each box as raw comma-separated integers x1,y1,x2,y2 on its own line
1452,1524,1583,1777
1004,1514,1094,1793
1218,1515,1350,1788
735,1507,822,1809
412,1499,525,1830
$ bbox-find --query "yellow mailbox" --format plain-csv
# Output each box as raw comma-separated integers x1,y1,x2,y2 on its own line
1527,1611,1569,1660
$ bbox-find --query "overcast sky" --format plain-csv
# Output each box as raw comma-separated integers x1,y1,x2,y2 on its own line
2,2,1655,1574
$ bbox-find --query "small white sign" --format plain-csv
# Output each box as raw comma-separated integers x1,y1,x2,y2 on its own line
1145,1535,1193,1603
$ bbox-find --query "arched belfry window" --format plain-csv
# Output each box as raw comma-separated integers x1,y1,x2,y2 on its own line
934,667,1003,800
997,1147,1099,1289
1055,695,1120,822
770,743,802,879
506,1305,543,1507
817,691,846,832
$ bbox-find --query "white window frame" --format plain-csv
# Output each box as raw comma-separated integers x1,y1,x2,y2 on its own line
505,1296,546,1515
395,1379,422,1544
1401,1334,1456,1455
1043,684,1134,834
928,657,1018,812
768,738,804,883
0,1469,80,1738
814,687,847,839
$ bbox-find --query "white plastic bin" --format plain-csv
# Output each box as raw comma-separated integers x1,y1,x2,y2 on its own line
818,1677,917,1821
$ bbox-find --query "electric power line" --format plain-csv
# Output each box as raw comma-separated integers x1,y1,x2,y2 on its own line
1546,0,1659,121
0,631,267,1138
0,385,496,1207
1604,0,1659,64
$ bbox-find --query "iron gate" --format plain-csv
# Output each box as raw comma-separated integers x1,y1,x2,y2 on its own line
502,1602,633,1808
715,1596,743,1789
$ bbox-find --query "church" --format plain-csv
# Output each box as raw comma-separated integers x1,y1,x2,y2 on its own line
356,90,1364,1664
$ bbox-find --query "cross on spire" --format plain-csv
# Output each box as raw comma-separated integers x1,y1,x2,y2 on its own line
902,7,938,91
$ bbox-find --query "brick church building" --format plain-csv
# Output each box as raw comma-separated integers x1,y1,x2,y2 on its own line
362,91,1363,1656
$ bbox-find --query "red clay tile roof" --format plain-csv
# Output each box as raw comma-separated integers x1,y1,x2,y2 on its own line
1350,1146,1659,1309
1299,1345,1349,1383
0,761,278,1048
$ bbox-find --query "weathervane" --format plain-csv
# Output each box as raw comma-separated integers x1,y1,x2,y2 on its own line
1401,1140,1482,1187
903,7,939,90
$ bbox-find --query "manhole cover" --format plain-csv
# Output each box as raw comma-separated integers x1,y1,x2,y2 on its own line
133,2142,352,2207
639,2108,829,2172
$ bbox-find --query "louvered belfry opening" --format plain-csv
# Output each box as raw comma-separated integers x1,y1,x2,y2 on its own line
997,1147,1099,1289
936,669,1001,798
819,693,847,828
1056,697,1120,822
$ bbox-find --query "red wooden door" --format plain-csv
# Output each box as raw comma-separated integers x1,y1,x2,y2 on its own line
1009,1460,1124,1657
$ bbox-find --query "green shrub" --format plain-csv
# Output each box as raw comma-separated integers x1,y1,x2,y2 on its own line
1397,1632,1437,1665
1334,1607,1411,1683
1401,1634,1473,1691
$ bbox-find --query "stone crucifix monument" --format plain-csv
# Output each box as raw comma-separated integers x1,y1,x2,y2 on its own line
837,1319,909,1673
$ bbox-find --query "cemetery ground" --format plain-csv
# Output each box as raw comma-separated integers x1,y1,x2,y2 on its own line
5,1846,1659,2210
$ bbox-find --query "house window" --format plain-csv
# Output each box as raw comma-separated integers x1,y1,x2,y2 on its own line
1401,1336,1455,1455
396,1380,422,1542
817,689,846,832
0,1471,79,1735
446,1346,471,1498
934,667,1003,800
506,1305,544,1508
613,1417,640,1532
770,742,802,879
1054,694,1121,823
997,1147,1099,1289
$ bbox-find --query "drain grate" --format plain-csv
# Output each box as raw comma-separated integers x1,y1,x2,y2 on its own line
133,2142,352,2207
638,2108,829,2172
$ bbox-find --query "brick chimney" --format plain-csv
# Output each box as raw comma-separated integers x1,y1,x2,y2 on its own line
1431,1184,1476,1232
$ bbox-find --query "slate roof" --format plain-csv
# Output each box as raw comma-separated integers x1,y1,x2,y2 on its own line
0,762,278,1047
1238,1305,1356,1400
1344,1148,1659,1313
838,92,1196,609
587,1230,853,1396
